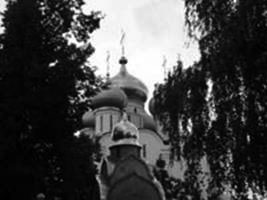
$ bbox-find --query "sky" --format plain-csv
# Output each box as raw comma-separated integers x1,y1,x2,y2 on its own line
0,0,200,100
85,0,200,98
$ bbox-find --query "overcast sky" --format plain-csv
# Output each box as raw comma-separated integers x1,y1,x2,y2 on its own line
86,0,199,98
0,0,200,99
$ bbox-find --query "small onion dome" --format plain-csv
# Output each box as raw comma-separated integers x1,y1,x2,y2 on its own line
82,111,95,127
91,87,127,109
110,57,148,102
142,113,157,132
110,112,141,147
148,97,156,116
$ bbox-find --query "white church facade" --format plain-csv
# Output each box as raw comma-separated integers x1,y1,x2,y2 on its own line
81,56,182,178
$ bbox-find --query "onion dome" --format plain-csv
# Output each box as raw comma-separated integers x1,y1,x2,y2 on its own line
82,111,95,127
110,112,141,147
142,113,157,132
148,97,156,116
91,87,127,109
110,57,148,102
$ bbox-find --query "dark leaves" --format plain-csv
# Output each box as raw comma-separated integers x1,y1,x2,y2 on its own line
0,0,102,199
154,0,267,198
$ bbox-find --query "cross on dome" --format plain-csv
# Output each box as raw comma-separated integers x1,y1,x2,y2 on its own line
120,29,126,57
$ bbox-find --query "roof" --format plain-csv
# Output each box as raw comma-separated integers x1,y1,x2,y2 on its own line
110,57,148,102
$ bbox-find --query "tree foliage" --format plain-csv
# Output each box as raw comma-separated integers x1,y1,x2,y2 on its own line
0,0,102,199
153,1,267,199
154,61,209,200
154,156,199,200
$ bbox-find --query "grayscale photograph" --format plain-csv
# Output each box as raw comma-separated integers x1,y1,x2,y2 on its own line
0,0,266,200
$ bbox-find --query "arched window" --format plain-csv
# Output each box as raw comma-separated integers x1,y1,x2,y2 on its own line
143,144,147,158
100,115,103,132
110,114,113,131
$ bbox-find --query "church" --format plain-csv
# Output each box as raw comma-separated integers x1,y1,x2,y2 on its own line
80,55,182,199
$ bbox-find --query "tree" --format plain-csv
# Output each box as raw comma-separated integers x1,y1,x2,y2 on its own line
154,60,209,200
154,155,192,200
184,0,267,197
0,0,102,199
154,1,267,199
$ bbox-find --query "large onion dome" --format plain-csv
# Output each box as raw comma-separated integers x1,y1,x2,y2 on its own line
142,113,157,132
110,57,148,102
148,97,156,116
91,87,127,109
110,112,141,147
82,110,95,127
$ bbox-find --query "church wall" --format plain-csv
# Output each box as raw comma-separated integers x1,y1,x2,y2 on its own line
139,129,185,179
125,100,151,129
99,132,112,156
126,100,145,114
95,107,121,135
128,113,143,128
139,129,165,165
